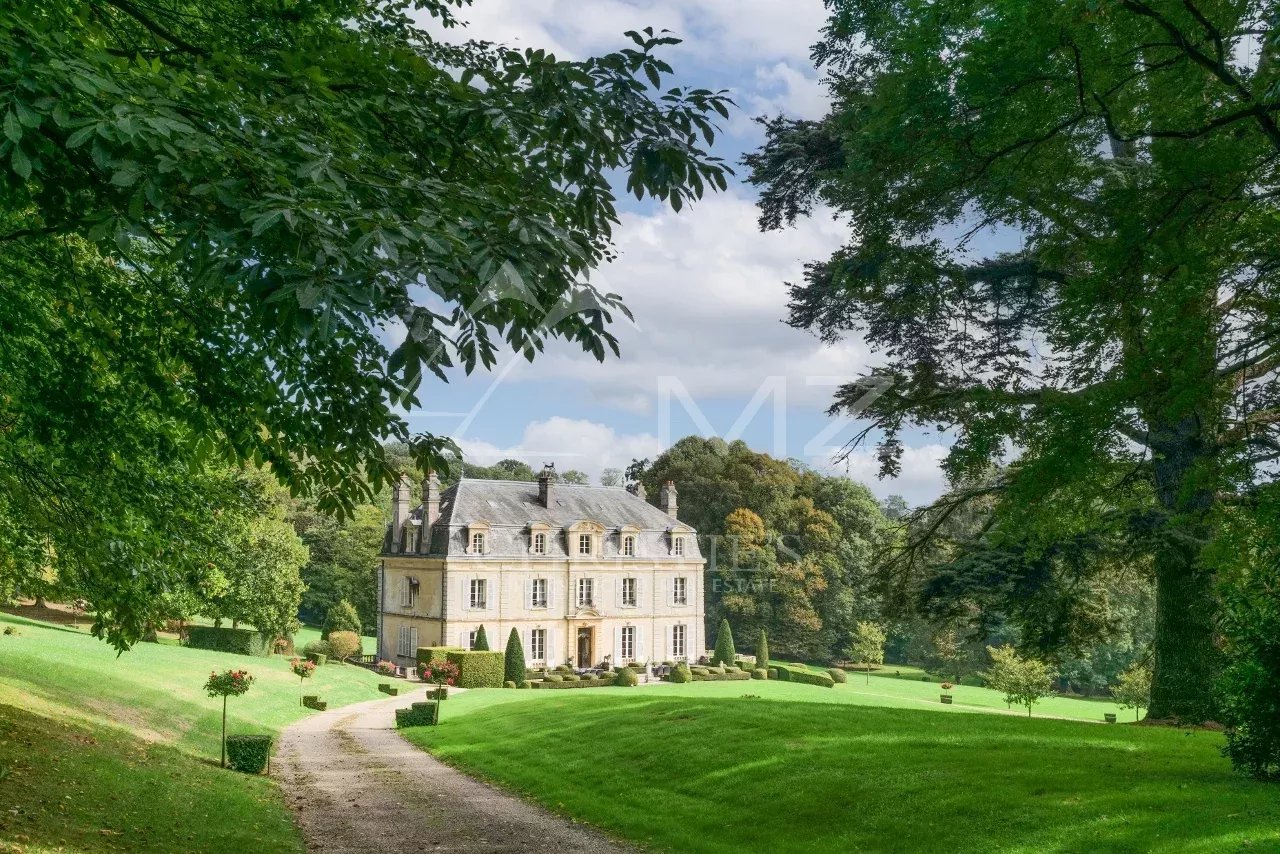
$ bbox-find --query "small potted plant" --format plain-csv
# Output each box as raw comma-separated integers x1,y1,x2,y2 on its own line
419,660,460,725
290,657,317,706
940,681,954,704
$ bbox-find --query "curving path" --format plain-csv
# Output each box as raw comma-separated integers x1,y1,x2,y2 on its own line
273,692,632,853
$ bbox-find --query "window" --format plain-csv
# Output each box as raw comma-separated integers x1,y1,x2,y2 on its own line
622,535,636,557
621,577,637,607
397,625,418,658
531,578,548,609
673,576,687,606
673,536,685,556
468,629,479,649
578,533,593,555
471,531,486,554
530,628,546,663
672,624,686,659
576,577,594,607
532,532,546,554
621,626,636,661
400,576,418,609
469,578,487,609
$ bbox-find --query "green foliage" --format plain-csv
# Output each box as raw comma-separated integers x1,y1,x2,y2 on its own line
987,646,1055,716
472,625,490,651
445,651,504,689
756,629,769,671
326,631,360,662
503,681,517,689
320,599,362,640
828,668,847,684
395,702,437,728
667,663,693,684
224,735,272,775
518,681,532,689
561,470,590,485
691,669,751,682
302,639,332,657
504,628,526,685
304,652,327,667
773,665,835,689
0,2,732,650
615,667,639,687
712,618,736,665
1112,662,1152,723
187,627,272,658
846,621,886,684
416,646,463,668
751,668,768,680
295,504,383,631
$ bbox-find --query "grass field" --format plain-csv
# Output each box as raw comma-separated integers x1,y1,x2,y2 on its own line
404,687,1280,853
0,612,387,853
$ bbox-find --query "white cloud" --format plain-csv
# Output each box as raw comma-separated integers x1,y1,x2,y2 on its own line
459,417,664,482
814,443,951,507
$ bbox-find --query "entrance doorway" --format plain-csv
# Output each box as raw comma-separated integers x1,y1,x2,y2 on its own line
576,627,594,667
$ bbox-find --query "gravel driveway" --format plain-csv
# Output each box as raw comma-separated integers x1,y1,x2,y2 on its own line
273,693,633,853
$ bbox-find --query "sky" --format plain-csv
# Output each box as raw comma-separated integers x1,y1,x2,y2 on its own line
406,0,952,507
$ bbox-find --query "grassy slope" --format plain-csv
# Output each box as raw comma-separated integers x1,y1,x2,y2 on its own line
405,689,1280,854
0,612,388,853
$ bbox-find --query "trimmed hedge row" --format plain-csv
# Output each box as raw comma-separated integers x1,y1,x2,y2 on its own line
774,664,835,688
186,626,272,657
446,650,504,688
302,695,328,710
531,675,616,689
416,646,463,667
395,702,438,727
225,735,272,774
692,669,751,682
377,683,400,696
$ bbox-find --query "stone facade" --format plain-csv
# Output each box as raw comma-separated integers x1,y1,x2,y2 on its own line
377,467,705,670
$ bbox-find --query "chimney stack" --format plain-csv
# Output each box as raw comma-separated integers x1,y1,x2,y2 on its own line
537,463,557,508
628,481,647,501
659,480,678,518
423,471,441,550
391,473,412,552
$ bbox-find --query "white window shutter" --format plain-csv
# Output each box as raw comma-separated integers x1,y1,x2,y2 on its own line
524,578,533,609
636,625,645,662
636,576,645,608
411,627,419,655
614,576,622,608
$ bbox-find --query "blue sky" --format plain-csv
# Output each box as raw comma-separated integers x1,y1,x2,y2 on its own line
411,0,952,506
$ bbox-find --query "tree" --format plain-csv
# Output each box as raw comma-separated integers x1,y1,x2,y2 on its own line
600,468,623,487
504,628,526,686
561,470,589,485
290,657,316,707
930,628,968,683
0,2,732,648
204,669,253,768
745,0,1280,722
327,631,361,662
712,618,736,665
1113,662,1152,723
472,625,489,652
1008,656,1056,718
295,504,383,632
846,622,886,685
321,600,362,640
985,646,1021,710
757,629,770,670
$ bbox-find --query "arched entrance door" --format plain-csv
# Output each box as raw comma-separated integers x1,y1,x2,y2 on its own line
576,626,594,667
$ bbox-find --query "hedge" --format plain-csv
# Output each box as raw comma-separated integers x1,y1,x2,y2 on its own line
751,668,768,680
828,668,848,684
446,650,504,688
427,687,449,701
692,669,751,682
305,652,328,667
396,702,437,727
774,664,835,688
225,735,273,774
668,663,693,683
186,626,272,657
614,668,638,687
416,646,463,667
531,676,616,689
303,696,328,710
767,668,778,680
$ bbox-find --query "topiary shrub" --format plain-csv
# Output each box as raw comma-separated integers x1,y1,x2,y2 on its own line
518,680,531,689
562,673,580,682
757,629,769,671
395,702,437,728
321,598,362,639
416,646,463,668
691,669,751,682
774,664,835,688
327,631,361,661
767,667,778,680
712,618,736,665
305,652,328,667
503,680,517,689
187,626,273,657
751,668,767,680
545,674,563,683
225,735,273,774
472,624,490,651
426,687,449,700
445,650,505,688
615,668,639,687
504,628,526,685
828,668,848,684
668,663,693,683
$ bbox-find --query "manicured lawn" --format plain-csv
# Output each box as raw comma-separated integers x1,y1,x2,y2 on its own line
0,612,388,853
404,688,1279,853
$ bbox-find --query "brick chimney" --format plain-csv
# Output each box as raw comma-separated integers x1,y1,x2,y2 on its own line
423,470,441,549
537,463,556,508
659,480,678,518
391,473,412,552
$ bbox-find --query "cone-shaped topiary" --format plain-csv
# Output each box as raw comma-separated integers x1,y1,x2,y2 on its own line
504,627,525,685
712,618,736,665
757,629,769,670
321,599,362,639
473,625,489,651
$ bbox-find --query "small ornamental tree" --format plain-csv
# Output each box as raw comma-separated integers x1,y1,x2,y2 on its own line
321,599,362,639
419,660,460,726
1113,662,1152,723
204,669,254,767
756,629,769,671
985,645,1020,710
327,630,361,661
847,622,887,685
504,628,526,686
1001,650,1055,717
712,619,736,666
472,625,489,651
290,657,316,706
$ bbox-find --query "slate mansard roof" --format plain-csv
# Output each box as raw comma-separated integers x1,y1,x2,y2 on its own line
389,479,701,560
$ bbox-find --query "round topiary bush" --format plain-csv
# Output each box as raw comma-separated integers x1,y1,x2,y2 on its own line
615,667,639,687
326,630,361,661
518,680,532,689
562,673,580,682
302,639,332,659
767,668,778,680
751,668,767,680
668,663,692,683
828,668,848,684
545,674,562,683
503,680,517,689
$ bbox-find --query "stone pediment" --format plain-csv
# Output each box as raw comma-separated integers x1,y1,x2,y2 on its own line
570,605,603,619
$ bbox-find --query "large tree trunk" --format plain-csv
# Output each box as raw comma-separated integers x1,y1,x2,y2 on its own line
1146,414,1220,723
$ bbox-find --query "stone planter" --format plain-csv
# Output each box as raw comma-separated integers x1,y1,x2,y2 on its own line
1104,713,1117,724
940,694,953,704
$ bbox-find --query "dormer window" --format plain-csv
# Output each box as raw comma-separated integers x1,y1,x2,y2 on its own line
578,533,593,555
533,532,547,554
622,535,636,557
528,521,552,556
566,520,604,558
465,520,491,555
471,532,486,553
673,536,685,557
